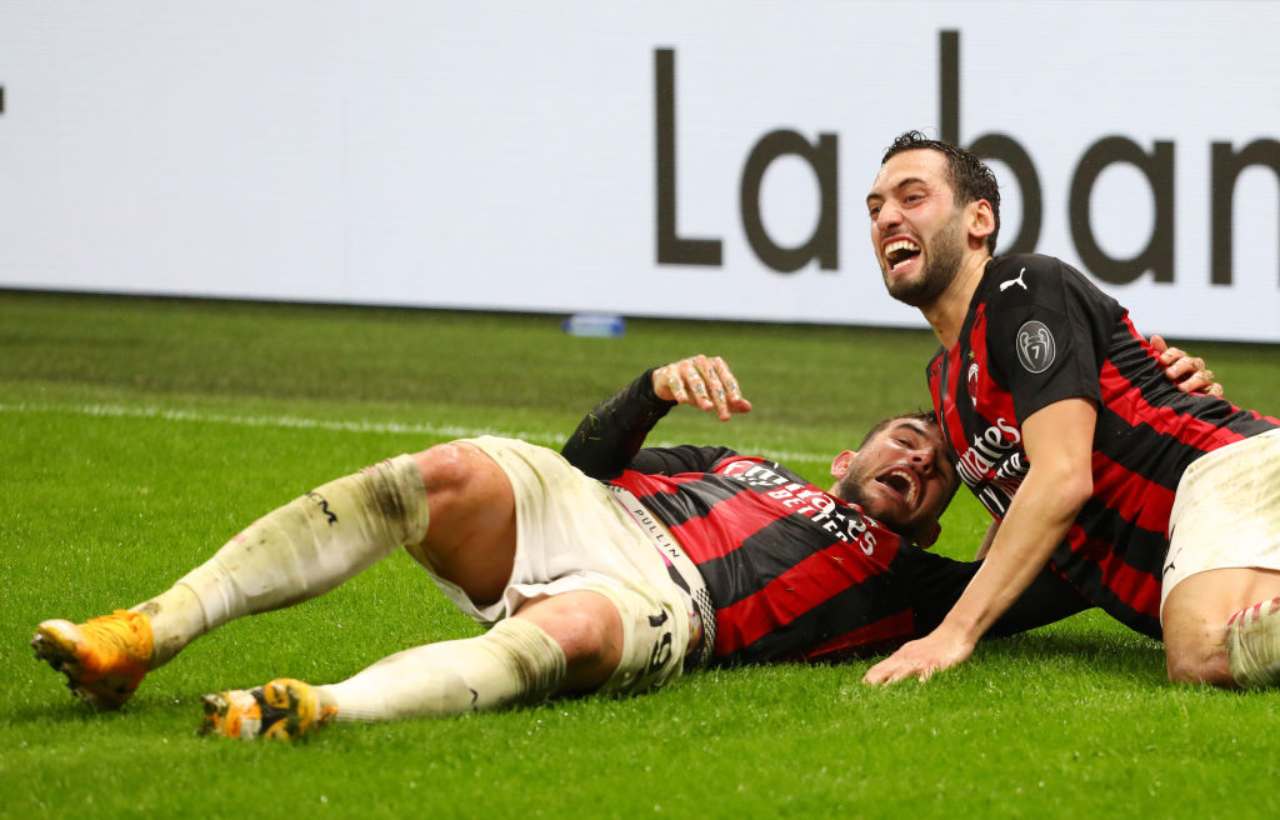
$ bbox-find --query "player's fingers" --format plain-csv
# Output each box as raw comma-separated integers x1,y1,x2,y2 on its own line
661,364,690,405
1158,344,1185,366
865,659,909,686
1163,357,1197,382
1179,370,1217,395
1208,382,1225,398
862,660,889,685
713,356,753,414
1149,334,1169,357
698,356,732,421
682,358,713,411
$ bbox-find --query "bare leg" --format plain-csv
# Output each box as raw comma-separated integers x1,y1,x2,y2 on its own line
1162,567,1280,686
403,442,519,605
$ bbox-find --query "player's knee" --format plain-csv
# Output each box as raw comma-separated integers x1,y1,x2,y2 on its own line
412,443,473,494
1165,646,1232,687
538,605,619,672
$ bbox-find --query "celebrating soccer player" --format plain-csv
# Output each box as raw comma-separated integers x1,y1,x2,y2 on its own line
862,131,1280,688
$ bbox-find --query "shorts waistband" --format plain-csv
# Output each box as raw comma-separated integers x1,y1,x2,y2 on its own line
609,485,716,672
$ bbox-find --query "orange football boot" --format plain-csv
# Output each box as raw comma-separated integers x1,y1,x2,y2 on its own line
200,678,337,741
31,609,155,709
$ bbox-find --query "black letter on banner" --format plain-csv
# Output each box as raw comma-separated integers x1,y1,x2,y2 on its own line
655,49,722,266
1069,137,1175,285
739,130,839,273
939,30,1042,255
1211,139,1280,286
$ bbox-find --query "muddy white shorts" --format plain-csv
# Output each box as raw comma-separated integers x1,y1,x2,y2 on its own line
1161,428,1280,617
423,436,702,695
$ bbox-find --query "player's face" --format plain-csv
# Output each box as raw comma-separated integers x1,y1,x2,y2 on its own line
866,149,967,308
830,418,957,547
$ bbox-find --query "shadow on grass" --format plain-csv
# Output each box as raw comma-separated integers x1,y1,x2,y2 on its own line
981,629,1169,683
5,689,197,728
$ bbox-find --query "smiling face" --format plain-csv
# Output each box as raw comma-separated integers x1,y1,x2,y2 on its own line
865,149,975,309
830,415,958,547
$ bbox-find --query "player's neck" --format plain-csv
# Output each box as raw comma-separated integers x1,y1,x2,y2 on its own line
922,252,990,349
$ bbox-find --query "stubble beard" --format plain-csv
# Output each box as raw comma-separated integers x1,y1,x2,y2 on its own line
882,214,966,308
834,461,901,530
835,459,934,543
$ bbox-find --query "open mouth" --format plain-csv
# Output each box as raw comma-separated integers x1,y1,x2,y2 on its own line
875,467,920,510
884,239,921,272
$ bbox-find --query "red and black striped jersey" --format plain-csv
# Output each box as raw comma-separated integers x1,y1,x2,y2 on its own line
611,452,918,664
563,369,1089,666
929,253,1280,638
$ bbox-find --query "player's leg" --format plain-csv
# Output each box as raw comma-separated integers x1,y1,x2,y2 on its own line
196,436,690,739
1162,568,1280,686
32,443,512,709
199,582,690,740
1160,429,1280,688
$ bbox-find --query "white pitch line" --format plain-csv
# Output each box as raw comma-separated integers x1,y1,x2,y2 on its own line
0,402,832,464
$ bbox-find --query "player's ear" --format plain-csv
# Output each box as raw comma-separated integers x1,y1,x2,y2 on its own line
914,519,942,549
966,199,995,247
830,449,856,480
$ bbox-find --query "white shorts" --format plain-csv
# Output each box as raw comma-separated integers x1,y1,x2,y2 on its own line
1161,428,1280,617
422,436,694,695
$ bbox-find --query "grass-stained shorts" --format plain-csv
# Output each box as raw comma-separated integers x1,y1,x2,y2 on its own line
424,436,693,695
1162,428,1280,618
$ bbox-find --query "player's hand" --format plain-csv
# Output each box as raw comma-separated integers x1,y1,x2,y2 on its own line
1148,334,1224,398
652,354,753,421
862,626,975,686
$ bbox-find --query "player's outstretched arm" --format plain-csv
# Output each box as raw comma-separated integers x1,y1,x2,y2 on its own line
864,398,1097,685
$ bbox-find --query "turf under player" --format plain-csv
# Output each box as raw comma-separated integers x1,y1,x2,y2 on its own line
32,353,1112,740
861,130,1280,689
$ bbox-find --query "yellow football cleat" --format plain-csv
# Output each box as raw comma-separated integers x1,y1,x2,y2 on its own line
199,678,337,741
31,610,155,710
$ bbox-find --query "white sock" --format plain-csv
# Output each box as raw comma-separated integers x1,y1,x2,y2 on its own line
1226,596,1280,688
133,455,429,666
317,619,567,721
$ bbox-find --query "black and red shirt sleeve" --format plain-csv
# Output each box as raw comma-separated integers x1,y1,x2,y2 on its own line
561,368,738,479
980,254,1121,422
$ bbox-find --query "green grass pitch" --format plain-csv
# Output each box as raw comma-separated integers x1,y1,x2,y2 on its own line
3,290,1279,818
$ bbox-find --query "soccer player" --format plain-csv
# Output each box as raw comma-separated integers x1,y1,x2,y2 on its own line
861,130,1280,689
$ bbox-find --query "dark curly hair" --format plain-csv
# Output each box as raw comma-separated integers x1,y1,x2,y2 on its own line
881,131,1001,255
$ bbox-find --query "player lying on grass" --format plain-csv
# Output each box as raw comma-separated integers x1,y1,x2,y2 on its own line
32,347,1212,740
862,130,1280,689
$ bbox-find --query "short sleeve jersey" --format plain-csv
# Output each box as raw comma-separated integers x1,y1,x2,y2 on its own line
929,254,1280,638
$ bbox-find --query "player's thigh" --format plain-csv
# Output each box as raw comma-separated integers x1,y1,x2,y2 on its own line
406,441,517,601
1162,567,1280,683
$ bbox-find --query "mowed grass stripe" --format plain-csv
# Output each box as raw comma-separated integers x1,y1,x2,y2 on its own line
0,401,835,465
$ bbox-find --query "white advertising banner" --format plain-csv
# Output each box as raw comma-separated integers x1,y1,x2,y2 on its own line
1,1,1278,341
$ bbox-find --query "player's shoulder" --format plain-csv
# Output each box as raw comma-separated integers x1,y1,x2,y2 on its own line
982,253,1113,314
983,253,1068,307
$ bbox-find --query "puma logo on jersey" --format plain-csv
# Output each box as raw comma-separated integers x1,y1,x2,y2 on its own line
999,267,1029,292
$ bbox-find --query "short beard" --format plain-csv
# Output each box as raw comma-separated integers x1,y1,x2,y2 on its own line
833,463,900,529
883,215,966,308
833,460,928,542
832,468,867,508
